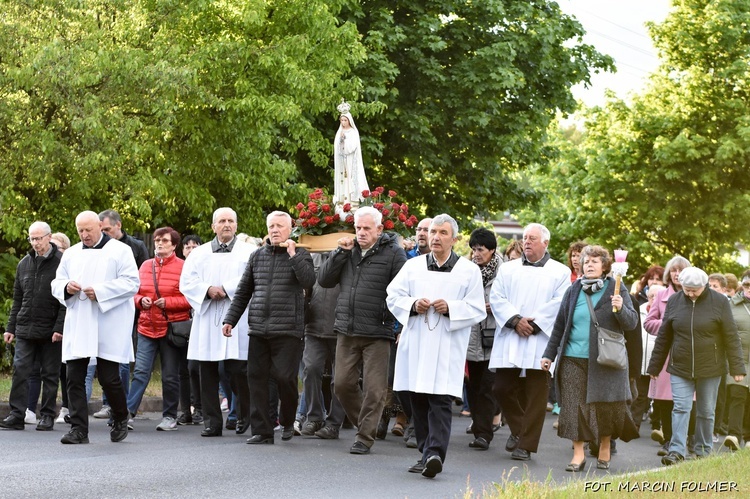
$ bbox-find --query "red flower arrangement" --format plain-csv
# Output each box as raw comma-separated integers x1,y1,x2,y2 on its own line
292,186,417,238
292,188,353,236
359,186,418,238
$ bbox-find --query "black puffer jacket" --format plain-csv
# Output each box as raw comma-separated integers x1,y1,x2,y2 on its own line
7,243,66,340
318,233,406,340
223,244,315,338
647,287,746,379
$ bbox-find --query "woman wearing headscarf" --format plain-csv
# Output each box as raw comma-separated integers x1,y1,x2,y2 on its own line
333,101,369,206
542,245,639,472
648,267,745,465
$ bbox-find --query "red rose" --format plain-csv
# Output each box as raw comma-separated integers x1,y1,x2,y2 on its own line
362,190,370,198
307,201,318,212
382,209,390,217
375,186,385,194
309,216,321,226
321,204,331,213
296,202,305,211
324,216,334,224
388,190,397,197
391,202,400,211
345,215,354,224
301,220,309,228
384,220,395,230
374,203,384,210
343,203,352,212
299,210,308,218
333,214,340,221
409,215,418,223
398,213,407,222
401,203,408,213
405,220,414,228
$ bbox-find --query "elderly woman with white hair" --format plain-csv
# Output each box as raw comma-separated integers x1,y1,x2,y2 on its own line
648,267,746,466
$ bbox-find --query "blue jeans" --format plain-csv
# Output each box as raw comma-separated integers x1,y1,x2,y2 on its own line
126,334,181,418
670,374,721,457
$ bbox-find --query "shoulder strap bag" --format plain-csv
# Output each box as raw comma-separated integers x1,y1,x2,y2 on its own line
585,293,627,370
152,260,192,348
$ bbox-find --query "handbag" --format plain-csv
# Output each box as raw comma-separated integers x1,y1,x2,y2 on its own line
152,260,192,348
584,293,627,370
480,328,496,349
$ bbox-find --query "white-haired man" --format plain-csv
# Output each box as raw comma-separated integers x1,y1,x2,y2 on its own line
180,207,255,437
222,211,315,444
1,222,65,432
489,223,571,461
318,206,407,455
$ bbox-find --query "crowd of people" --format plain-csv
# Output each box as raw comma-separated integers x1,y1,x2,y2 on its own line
1,208,748,479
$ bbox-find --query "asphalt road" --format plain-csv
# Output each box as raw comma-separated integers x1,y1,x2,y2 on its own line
0,408,695,499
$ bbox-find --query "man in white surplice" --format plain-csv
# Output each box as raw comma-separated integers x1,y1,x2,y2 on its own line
179,207,255,437
387,214,486,479
51,211,140,444
488,223,570,462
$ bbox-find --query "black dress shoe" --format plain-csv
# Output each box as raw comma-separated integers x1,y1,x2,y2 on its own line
225,419,237,431
0,414,25,430
236,420,250,435
201,427,222,437
61,429,89,444
36,415,54,431
281,426,294,441
110,419,129,442
469,437,490,450
505,434,519,452
421,455,443,478
511,448,531,461
246,434,274,444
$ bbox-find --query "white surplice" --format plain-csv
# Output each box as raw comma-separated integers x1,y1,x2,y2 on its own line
180,240,255,361
387,256,486,398
488,257,571,370
51,239,140,363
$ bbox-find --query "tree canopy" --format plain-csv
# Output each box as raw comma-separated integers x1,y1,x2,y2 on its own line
522,0,750,275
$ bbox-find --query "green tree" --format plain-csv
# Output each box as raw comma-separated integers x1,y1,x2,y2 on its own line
522,0,750,275
297,0,612,226
0,0,364,244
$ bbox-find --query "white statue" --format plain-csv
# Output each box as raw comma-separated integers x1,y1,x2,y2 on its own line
333,100,369,207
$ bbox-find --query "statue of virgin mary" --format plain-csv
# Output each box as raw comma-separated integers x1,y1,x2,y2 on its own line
333,100,369,207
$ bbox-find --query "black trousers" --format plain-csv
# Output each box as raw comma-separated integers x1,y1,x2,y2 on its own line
9,338,61,419
630,375,652,427
67,357,127,434
247,335,303,437
199,359,249,430
493,368,549,453
179,354,201,413
410,392,454,463
467,360,497,442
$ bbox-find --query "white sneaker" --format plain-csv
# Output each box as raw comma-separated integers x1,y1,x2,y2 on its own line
55,407,69,424
93,405,111,419
156,416,177,431
24,409,38,425
220,398,229,412
723,435,739,451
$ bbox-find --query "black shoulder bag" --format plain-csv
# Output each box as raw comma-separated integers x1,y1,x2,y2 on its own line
152,260,192,348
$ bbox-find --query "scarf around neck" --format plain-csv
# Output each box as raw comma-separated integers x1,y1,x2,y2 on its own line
581,277,606,294
480,252,500,287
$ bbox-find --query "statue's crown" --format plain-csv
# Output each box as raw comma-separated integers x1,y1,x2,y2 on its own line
337,99,351,115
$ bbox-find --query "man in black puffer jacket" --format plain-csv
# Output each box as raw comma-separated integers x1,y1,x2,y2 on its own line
1,221,65,432
222,211,314,444
318,206,407,455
